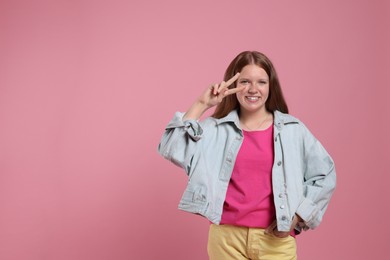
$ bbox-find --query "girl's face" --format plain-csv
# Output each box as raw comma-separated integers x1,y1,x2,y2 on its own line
236,64,270,115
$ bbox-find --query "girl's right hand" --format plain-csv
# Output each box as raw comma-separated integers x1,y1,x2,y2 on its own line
198,72,244,108
184,73,245,120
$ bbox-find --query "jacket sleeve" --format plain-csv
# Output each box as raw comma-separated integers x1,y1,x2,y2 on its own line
157,112,204,174
295,126,337,230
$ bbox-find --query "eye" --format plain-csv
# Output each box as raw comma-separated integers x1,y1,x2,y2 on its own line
259,80,268,85
240,80,249,84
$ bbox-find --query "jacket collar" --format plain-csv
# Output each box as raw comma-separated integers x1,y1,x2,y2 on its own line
215,110,241,129
215,110,299,131
273,110,299,130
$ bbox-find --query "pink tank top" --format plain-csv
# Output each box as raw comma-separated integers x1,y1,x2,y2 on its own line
221,125,275,228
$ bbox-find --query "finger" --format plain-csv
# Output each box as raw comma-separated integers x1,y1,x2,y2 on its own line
225,72,240,87
265,221,277,235
223,85,246,96
217,75,239,95
216,72,241,94
217,81,227,93
273,231,289,238
212,83,218,95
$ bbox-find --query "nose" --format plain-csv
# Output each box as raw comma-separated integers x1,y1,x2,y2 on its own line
247,84,258,93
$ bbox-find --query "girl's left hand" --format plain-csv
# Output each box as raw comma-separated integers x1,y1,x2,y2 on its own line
265,214,302,238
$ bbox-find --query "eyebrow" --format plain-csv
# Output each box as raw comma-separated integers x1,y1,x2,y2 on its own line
239,77,269,81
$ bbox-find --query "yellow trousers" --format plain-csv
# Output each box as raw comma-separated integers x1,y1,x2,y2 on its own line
208,224,297,260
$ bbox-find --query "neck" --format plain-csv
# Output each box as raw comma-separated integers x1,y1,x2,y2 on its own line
240,108,269,122
239,109,273,131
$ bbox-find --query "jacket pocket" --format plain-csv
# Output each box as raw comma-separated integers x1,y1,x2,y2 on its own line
178,186,209,215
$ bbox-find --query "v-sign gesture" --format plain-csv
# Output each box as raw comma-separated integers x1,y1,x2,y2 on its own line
184,73,245,120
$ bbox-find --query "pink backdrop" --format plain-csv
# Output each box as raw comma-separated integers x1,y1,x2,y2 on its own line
1,0,389,259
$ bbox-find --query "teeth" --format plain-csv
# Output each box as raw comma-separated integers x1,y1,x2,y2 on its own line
246,97,259,101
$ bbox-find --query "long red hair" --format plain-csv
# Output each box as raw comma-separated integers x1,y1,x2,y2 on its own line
212,51,289,119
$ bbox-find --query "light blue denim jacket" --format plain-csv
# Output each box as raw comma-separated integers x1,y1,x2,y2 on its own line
158,110,336,232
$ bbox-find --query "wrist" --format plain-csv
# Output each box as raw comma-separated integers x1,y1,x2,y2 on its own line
294,214,303,222
184,101,209,121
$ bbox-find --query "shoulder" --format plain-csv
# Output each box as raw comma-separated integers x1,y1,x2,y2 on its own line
203,110,239,126
195,110,240,136
274,110,301,126
274,110,315,138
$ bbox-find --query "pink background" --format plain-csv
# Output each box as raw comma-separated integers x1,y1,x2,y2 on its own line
1,0,389,259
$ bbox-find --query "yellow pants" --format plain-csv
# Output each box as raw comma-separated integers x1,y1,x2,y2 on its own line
208,224,297,260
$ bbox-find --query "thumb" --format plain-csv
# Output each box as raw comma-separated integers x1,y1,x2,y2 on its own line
264,220,277,235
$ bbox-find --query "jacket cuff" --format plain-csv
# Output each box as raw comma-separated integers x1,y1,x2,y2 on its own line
166,112,203,141
295,198,321,230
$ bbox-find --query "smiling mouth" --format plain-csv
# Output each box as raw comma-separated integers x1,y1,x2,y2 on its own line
246,96,260,101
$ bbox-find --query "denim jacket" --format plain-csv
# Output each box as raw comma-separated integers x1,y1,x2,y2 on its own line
158,110,336,232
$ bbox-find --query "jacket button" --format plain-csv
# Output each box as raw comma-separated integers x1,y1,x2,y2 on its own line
279,193,284,198
277,161,282,166
281,216,287,221
280,205,285,209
